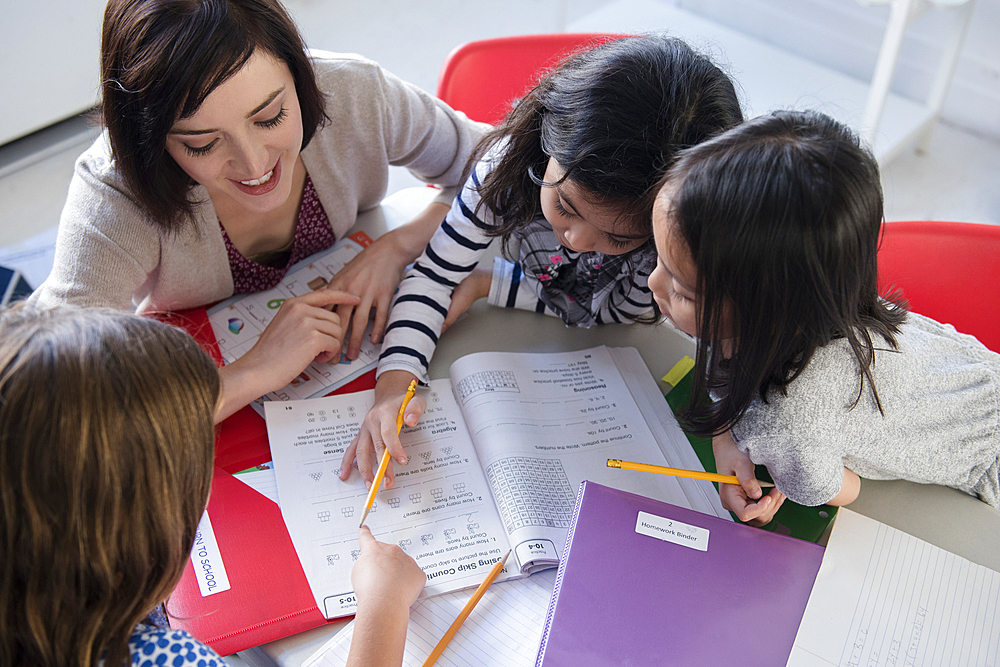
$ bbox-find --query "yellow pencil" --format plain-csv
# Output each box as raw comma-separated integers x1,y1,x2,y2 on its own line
421,550,512,667
607,458,775,488
359,378,418,527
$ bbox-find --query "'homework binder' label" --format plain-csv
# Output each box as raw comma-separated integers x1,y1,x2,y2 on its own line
190,511,232,596
635,511,709,552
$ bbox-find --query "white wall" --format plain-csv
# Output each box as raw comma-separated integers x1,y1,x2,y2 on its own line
2,0,995,144
283,0,608,96
670,0,1000,141
1,0,105,144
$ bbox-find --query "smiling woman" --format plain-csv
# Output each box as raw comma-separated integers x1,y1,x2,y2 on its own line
28,0,485,422
164,51,307,257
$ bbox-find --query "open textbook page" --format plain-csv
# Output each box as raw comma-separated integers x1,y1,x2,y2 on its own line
207,232,379,412
266,378,510,618
304,570,557,667
788,509,1000,666
265,345,726,619
447,345,726,570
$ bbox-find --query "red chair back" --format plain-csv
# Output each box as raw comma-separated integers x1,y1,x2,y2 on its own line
878,220,1000,352
436,33,627,125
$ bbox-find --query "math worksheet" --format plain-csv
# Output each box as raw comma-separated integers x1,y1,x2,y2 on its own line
267,379,513,618
788,509,1000,666
265,345,727,618
207,232,379,411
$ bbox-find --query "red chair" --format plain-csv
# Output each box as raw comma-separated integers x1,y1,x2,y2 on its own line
878,220,1000,352
436,33,626,125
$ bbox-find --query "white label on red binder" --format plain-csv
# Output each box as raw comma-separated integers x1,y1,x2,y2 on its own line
190,511,232,596
635,511,709,551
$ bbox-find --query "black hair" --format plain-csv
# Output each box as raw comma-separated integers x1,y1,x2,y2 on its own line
100,0,329,233
471,34,744,322
661,109,908,437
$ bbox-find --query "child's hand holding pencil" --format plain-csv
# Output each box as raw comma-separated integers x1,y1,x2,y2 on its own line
608,430,786,526
347,525,426,667
710,432,787,525
359,377,419,525
339,370,426,490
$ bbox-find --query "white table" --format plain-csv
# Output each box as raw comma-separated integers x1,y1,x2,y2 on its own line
240,188,1000,666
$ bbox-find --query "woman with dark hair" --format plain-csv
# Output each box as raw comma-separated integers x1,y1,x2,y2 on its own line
649,110,1000,524
340,34,744,486
30,0,485,421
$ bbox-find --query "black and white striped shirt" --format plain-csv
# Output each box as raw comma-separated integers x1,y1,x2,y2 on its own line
378,154,656,381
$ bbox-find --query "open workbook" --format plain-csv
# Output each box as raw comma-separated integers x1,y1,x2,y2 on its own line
264,345,728,618
206,232,380,412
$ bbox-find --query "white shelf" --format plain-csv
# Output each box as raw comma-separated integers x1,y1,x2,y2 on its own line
568,0,935,165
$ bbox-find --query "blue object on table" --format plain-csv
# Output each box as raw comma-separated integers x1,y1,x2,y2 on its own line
0,264,32,307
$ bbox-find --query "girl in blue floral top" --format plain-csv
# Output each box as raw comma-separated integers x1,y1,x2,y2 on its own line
0,305,424,667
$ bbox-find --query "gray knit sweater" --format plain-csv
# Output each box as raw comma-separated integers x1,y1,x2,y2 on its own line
731,313,1000,508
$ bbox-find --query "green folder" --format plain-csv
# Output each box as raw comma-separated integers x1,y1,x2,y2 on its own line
664,368,836,544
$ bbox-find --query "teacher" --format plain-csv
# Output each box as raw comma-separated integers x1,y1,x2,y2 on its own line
30,0,485,421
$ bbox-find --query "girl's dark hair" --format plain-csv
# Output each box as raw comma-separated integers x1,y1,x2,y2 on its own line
101,0,329,233
662,109,908,437
0,304,219,667
473,34,744,261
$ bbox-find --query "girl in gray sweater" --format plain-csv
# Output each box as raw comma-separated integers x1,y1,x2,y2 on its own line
649,110,1000,524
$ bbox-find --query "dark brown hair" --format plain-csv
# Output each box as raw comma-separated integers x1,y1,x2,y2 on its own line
472,34,744,260
100,0,329,233
661,110,907,437
0,305,220,667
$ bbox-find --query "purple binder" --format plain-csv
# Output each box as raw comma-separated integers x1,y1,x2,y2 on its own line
536,482,825,666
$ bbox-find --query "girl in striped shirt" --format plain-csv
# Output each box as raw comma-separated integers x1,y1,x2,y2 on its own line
341,34,744,486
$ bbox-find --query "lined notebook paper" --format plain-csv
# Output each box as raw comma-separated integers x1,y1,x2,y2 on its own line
304,570,556,667
789,508,1000,666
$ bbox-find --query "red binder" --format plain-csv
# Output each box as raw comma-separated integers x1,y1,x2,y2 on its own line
157,306,375,655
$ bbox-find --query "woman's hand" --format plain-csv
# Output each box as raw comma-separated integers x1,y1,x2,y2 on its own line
347,525,426,667
330,202,450,360
339,370,426,488
713,432,786,526
441,267,491,333
214,289,360,422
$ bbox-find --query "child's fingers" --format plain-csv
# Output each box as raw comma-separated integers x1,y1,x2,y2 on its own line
735,496,770,524
357,436,395,489
339,436,359,481
741,478,764,501
733,465,763,501
358,524,375,545
721,482,772,524
355,435,377,486
719,483,750,517
743,492,786,526
375,423,404,488
761,488,786,517
402,394,426,427
301,288,362,309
